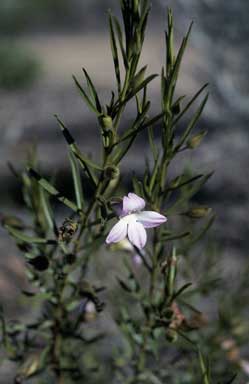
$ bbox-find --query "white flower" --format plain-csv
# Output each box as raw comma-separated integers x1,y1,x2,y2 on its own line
106,193,167,249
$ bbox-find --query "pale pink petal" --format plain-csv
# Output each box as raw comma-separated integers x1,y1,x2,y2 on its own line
128,220,147,249
123,193,145,214
106,219,127,244
136,211,167,228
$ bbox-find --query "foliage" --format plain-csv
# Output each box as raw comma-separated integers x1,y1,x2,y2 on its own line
0,1,247,383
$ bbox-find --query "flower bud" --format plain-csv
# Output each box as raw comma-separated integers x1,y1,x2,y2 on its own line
187,130,207,149
98,114,113,131
131,66,147,90
186,207,211,219
104,165,120,180
172,101,181,115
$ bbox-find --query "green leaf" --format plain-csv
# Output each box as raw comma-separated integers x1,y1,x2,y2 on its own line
72,75,99,114
69,150,84,211
165,22,193,105
167,172,214,213
167,174,203,191
28,168,79,213
114,74,157,112
83,68,102,113
172,83,208,127
188,214,216,246
112,14,128,69
5,225,56,245
117,278,133,293
55,115,101,187
149,155,160,193
160,231,191,242
132,175,143,196
174,94,209,151
127,74,158,101
115,101,151,146
148,126,158,161
172,282,192,301
109,13,121,92
198,349,210,384
40,188,57,234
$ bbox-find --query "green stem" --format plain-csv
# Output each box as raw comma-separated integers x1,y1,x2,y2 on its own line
135,229,159,377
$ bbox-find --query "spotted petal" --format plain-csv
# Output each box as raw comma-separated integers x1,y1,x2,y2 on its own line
128,220,147,249
106,218,127,244
122,193,145,214
136,211,167,228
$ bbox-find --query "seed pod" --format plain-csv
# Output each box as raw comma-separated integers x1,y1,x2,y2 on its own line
28,256,49,271
172,101,181,115
98,114,113,131
186,207,211,219
104,165,120,180
187,130,207,149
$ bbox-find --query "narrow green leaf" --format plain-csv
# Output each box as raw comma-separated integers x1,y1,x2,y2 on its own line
167,22,193,103
112,15,128,69
148,126,158,161
117,277,133,293
149,155,160,193
132,175,143,196
160,231,191,242
173,83,208,127
83,68,102,113
115,74,157,110
40,188,57,234
167,174,203,191
171,282,192,301
128,74,158,100
5,225,56,245
167,172,214,213
189,214,216,245
72,75,99,114
55,115,100,187
69,150,84,211
28,168,78,213
114,101,150,146
198,349,210,384
175,94,209,151
109,13,121,92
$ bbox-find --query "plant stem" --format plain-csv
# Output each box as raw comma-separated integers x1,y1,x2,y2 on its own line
135,229,159,378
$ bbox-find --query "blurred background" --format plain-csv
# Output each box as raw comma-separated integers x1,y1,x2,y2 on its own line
0,0,248,381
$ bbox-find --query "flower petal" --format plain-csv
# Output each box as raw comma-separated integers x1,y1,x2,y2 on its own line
136,211,167,228
123,193,145,214
106,219,128,244
128,220,147,249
